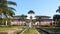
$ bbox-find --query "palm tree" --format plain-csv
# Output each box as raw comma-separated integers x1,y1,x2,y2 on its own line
0,0,17,16
20,14,26,25
36,16,41,26
0,0,17,26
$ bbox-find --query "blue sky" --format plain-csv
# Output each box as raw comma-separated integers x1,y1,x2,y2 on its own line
10,0,60,18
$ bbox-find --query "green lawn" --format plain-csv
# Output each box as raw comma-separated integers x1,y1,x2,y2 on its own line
40,27,60,32
20,28,39,34
0,26,26,32
47,27,60,32
0,26,40,34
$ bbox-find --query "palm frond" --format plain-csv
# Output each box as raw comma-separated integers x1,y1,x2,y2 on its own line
7,1,17,6
0,0,7,6
0,0,17,17
8,10,15,17
8,7,16,11
2,7,15,17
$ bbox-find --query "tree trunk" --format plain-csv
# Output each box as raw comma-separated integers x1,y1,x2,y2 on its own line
55,19,57,26
6,20,7,26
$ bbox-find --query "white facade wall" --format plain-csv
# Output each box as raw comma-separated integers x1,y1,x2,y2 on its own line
11,20,26,25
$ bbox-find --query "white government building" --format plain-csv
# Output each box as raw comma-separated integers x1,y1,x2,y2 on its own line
11,10,54,26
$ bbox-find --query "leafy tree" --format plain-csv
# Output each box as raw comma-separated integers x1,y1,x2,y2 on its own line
53,6,60,26
57,20,60,26
20,14,26,25
53,14,60,21
36,16,41,25
0,0,17,25
53,14,60,26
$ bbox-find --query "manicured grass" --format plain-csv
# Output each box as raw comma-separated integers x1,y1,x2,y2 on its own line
20,28,39,34
0,26,26,32
41,27,60,32
47,27,60,32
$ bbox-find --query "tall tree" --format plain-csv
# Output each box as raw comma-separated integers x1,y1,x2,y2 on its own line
53,6,60,26
20,14,26,25
0,0,17,25
53,14,60,26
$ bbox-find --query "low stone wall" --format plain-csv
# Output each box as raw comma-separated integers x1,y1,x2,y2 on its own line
37,28,60,34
